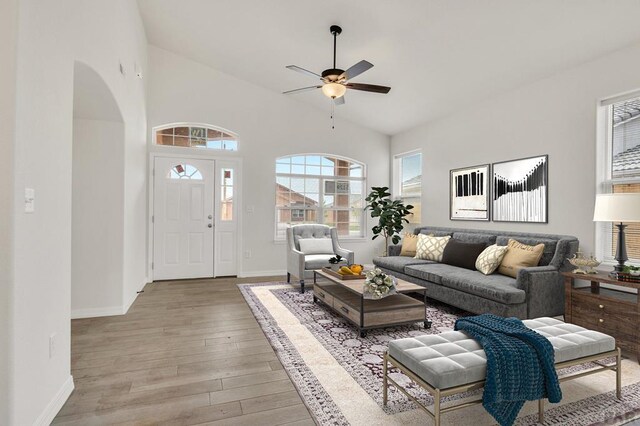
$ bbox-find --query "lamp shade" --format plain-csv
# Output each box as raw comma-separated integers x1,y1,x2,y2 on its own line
593,193,640,222
321,83,346,99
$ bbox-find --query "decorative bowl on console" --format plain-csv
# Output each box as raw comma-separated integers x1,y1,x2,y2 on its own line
567,251,601,274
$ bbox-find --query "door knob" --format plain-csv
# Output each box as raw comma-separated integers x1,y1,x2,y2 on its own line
208,215,213,219
208,223,213,228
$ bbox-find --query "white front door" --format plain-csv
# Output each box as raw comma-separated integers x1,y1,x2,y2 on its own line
153,157,215,280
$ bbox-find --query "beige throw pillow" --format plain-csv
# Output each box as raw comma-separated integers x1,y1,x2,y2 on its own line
498,239,545,278
399,233,419,257
415,234,451,262
476,244,509,275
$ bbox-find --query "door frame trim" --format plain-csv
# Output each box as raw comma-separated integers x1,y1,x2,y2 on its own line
148,151,243,281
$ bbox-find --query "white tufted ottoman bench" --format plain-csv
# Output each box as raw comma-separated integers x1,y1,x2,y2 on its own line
383,317,621,426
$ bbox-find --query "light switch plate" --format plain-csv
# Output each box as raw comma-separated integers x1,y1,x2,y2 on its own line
24,188,35,213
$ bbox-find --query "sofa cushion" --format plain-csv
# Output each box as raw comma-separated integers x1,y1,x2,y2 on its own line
475,244,509,275
418,229,453,237
304,254,340,270
498,239,545,278
441,239,487,270
452,232,497,246
415,234,451,261
399,233,419,257
373,256,435,273
441,268,525,304
404,263,523,304
299,238,334,255
404,263,465,285
496,236,557,266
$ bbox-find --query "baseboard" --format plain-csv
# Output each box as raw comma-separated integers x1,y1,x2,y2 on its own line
238,269,286,278
122,292,137,316
33,375,74,426
122,279,150,315
71,305,125,319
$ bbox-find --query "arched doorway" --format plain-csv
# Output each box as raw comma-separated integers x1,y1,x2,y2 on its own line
71,62,126,317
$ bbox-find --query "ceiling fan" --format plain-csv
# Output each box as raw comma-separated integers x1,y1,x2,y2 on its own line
283,25,391,105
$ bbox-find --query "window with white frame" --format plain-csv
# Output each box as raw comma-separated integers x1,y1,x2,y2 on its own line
394,151,422,224
598,95,640,262
167,164,203,180
220,168,234,221
155,124,238,151
275,154,366,239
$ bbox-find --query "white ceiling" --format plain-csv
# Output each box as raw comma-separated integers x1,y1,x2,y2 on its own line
137,0,640,135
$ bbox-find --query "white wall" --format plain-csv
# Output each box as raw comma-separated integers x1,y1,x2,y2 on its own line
72,119,125,317
147,46,391,275
0,0,18,422
392,42,640,255
11,1,147,424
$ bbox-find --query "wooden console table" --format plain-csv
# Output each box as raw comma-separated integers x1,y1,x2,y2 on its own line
563,271,639,362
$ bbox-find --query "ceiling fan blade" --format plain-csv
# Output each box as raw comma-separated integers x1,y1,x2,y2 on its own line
334,96,345,106
286,65,322,80
282,85,322,95
346,83,391,94
339,60,373,81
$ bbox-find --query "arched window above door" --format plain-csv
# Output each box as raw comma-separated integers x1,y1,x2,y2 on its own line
155,124,238,151
167,164,203,180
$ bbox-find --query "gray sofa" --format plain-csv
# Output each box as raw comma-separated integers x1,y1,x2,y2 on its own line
373,226,578,319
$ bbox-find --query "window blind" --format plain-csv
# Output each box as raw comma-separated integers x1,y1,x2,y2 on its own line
604,95,640,261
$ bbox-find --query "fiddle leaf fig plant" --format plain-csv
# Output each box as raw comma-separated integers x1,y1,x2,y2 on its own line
364,186,414,256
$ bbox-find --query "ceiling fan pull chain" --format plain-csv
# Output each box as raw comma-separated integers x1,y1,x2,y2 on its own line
331,101,335,130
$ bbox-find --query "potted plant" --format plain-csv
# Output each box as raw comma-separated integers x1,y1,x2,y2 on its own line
364,186,414,256
623,264,640,276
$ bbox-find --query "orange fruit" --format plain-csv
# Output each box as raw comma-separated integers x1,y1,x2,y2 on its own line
350,264,363,274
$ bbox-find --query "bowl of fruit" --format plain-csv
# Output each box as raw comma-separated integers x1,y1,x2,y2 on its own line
323,264,366,280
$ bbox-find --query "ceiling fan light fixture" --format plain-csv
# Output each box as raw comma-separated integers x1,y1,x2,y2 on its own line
322,82,346,99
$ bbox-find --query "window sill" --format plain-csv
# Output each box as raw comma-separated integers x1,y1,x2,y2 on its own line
273,237,369,244
340,237,369,242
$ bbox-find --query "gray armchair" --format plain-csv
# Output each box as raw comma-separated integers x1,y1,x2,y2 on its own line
286,224,354,293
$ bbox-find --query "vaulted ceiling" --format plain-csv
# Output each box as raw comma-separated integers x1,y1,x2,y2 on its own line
137,0,640,135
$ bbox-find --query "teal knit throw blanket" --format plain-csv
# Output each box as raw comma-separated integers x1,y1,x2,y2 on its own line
455,314,562,426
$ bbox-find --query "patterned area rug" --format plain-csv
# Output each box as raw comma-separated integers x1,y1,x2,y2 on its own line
239,282,640,426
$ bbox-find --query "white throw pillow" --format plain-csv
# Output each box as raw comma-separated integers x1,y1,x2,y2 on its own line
299,238,334,255
414,234,451,262
475,244,509,275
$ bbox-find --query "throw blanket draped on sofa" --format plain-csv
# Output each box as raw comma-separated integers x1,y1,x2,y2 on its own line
455,314,562,426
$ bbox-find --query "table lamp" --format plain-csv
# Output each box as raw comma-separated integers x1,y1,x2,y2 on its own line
593,193,640,275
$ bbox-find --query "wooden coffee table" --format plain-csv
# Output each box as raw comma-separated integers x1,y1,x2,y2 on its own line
313,269,431,337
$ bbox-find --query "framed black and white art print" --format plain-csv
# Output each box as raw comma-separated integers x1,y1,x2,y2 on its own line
450,164,490,221
492,155,548,223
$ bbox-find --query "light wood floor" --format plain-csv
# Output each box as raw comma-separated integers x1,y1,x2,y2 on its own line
54,276,314,425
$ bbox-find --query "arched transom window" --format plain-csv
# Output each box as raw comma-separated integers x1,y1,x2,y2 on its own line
275,154,366,239
155,124,238,151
